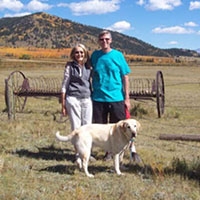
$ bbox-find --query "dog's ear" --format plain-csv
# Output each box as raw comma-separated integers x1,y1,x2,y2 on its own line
136,120,141,132
119,121,128,132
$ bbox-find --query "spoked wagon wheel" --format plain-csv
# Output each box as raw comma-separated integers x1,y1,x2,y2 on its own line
156,71,165,118
5,71,28,119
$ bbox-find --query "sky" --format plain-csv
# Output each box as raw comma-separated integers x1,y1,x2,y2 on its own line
0,0,200,51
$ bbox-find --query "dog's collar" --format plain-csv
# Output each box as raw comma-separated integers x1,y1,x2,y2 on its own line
131,137,135,142
122,130,133,142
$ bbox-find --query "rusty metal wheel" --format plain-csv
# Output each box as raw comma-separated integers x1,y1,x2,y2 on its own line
156,71,165,118
5,71,28,119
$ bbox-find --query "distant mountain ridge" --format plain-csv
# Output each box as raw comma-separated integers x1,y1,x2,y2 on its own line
196,49,200,54
0,12,198,57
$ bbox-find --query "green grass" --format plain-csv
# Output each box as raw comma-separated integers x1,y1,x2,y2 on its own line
0,61,200,199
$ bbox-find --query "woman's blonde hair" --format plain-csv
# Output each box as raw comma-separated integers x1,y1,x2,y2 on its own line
70,43,90,66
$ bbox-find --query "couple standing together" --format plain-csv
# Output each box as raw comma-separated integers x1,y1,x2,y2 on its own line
61,30,137,160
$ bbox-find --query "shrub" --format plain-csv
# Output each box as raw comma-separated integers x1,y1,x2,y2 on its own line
19,54,31,60
172,157,200,182
130,103,148,117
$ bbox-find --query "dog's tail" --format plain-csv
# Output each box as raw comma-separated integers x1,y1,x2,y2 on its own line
56,131,72,142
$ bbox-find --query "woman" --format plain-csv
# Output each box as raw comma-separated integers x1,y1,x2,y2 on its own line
61,43,92,131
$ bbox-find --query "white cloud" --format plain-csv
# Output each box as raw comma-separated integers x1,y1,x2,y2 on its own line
27,0,52,12
0,0,24,11
168,41,178,45
106,21,131,32
4,12,31,17
152,26,194,34
137,0,182,11
136,0,145,6
184,21,198,27
58,0,120,15
189,1,200,10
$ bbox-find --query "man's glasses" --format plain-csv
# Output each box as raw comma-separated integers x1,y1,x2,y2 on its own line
99,38,110,41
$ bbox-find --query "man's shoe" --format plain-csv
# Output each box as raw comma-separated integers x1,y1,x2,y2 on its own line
103,152,112,161
131,152,142,163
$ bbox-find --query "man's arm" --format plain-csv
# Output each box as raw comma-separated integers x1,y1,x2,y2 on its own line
123,75,131,110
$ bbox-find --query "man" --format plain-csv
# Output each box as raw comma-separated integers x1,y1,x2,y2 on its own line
91,30,139,161
91,30,130,124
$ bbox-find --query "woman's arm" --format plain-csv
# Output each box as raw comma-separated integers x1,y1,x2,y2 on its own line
61,63,71,115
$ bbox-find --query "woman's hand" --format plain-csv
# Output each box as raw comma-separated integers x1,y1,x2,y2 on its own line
62,106,67,116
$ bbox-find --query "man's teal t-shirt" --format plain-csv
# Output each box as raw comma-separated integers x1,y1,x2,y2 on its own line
91,49,131,102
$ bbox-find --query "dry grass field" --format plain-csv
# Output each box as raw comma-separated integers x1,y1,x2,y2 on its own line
0,59,200,200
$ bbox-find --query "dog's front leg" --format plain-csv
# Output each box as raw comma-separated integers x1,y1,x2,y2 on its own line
113,154,122,175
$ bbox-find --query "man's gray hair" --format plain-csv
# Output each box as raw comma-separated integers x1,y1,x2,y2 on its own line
98,30,112,39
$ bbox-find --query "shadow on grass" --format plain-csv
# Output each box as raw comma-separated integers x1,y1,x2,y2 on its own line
12,145,75,161
11,146,200,180
11,145,112,175
39,164,110,176
39,164,76,175
125,160,200,184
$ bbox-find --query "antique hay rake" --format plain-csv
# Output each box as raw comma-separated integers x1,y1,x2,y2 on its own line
129,71,165,118
4,70,165,119
5,71,62,119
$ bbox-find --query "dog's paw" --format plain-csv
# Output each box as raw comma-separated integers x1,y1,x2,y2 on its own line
89,155,96,162
86,173,94,178
117,172,124,176
116,169,123,176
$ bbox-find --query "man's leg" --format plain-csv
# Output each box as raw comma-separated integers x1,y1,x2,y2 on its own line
109,101,126,123
92,101,109,124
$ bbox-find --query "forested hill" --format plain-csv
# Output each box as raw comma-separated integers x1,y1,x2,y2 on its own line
0,12,198,57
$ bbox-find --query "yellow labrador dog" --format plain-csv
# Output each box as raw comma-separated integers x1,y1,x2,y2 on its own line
56,119,140,178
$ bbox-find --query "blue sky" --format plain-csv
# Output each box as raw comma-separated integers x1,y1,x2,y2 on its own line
0,0,200,50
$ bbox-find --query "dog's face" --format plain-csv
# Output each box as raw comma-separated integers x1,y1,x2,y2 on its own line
121,119,140,138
